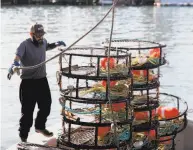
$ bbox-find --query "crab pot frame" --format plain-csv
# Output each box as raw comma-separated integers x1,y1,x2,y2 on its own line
157,93,188,150
56,47,134,149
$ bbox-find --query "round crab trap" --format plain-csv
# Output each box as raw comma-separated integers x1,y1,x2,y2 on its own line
102,39,166,91
57,123,132,149
56,47,134,149
58,47,131,80
102,39,166,70
59,97,133,125
56,47,133,103
58,77,132,104
58,98,133,149
156,93,188,150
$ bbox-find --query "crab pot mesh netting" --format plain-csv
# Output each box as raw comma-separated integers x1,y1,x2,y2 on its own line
131,135,158,150
132,69,160,91
57,123,131,149
58,77,132,103
132,89,159,111
59,98,133,124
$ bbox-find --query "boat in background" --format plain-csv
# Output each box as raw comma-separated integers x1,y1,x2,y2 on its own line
154,0,193,6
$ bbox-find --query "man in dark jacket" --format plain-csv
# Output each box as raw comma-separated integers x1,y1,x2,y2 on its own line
7,23,66,142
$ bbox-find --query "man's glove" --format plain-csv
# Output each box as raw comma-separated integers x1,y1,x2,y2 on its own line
7,61,20,80
56,41,66,47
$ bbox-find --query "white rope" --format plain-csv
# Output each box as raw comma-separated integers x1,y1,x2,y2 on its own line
18,2,118,70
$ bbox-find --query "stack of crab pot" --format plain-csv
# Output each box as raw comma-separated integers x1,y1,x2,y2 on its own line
16,40,188,150
56,47,134,149
103,39,188,150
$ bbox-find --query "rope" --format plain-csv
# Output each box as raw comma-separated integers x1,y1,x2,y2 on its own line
18,1,118,70
62,106,100,115
106,0,120,148
17,142,64,150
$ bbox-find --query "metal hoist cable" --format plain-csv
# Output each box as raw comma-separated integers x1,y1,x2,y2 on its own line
106,0,120,148
18,1,119,71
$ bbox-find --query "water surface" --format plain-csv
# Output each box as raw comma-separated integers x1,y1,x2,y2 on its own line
1,5,193,149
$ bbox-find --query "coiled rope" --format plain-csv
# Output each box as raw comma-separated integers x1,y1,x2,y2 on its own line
18,0,119,70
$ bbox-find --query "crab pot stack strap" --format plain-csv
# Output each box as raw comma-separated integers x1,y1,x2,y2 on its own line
103,39,188,150
57,47,134,149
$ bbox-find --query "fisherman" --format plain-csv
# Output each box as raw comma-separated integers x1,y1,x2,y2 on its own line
7,23,66,142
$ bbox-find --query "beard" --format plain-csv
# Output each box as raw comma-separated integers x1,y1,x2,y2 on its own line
32,36,43,46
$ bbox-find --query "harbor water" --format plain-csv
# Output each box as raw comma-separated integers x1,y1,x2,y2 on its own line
1,5,193,149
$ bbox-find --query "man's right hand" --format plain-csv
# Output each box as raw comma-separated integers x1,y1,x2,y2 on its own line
7,61,20,80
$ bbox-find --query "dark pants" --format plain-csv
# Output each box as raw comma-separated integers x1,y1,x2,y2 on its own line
19,77,52,139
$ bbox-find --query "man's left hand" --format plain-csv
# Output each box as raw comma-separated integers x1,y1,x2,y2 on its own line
56,41,66,47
